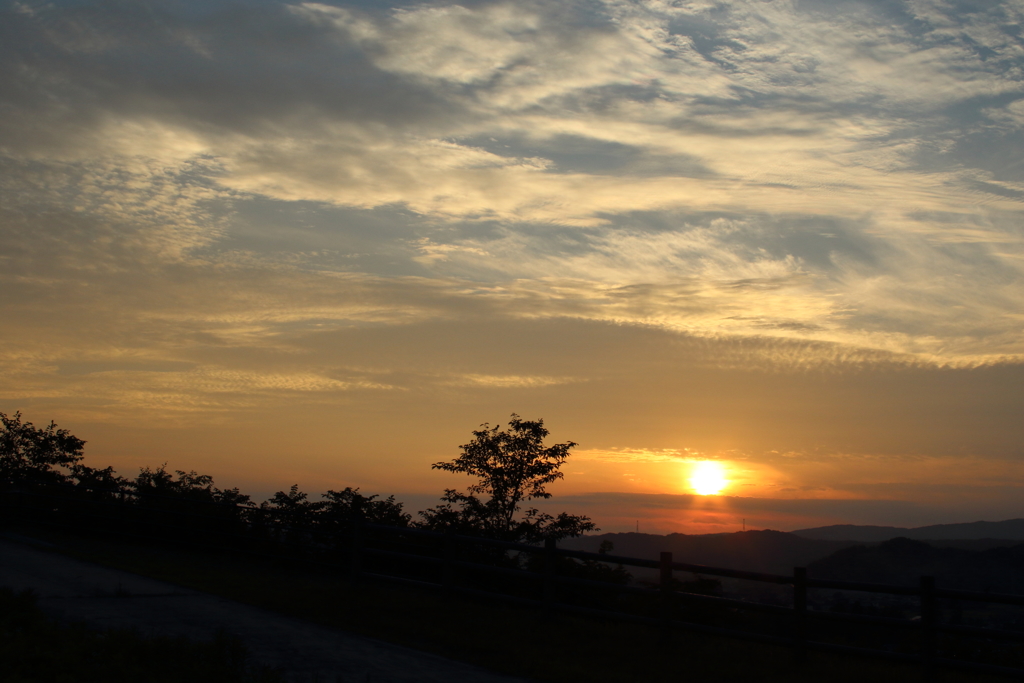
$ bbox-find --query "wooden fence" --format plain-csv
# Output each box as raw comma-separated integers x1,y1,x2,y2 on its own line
4,487,1024,679
354,522,1024,680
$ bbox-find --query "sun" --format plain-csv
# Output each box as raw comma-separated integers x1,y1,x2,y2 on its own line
689,461,728,495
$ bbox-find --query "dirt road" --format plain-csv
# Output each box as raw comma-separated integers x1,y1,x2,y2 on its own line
0,534,529,683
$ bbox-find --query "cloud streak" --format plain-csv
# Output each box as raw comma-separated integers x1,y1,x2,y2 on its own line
4,0,1024,361
3,0,1024,526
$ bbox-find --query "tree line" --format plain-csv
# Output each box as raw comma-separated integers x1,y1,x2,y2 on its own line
0,411,596,547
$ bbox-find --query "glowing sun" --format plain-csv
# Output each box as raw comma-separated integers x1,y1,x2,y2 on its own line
689,461,728,495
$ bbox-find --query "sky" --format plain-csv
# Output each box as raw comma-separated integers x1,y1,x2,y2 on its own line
3,0,1024,535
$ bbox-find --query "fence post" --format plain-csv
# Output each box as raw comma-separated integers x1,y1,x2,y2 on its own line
543,538,557,614
349,519,363,581
920,575,937,683
660,551,673,645
793,567,807,664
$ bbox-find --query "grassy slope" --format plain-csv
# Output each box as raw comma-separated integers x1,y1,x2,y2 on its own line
10,526,1015,683
0,585,282,683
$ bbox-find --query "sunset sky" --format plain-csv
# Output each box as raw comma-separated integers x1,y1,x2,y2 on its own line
3,0,1024,535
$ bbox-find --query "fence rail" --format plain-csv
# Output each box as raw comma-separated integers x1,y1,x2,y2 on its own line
4,486,1024,680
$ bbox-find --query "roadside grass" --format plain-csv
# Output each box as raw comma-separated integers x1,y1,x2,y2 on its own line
11,525,1017,683
0,585,282,683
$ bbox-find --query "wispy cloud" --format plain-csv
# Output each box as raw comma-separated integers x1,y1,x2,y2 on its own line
3,0,1024,517
5,0,1023,362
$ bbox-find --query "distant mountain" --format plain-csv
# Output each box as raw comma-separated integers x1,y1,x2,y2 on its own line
791,519,1024,542
560,530,857,576
807,537,1024,592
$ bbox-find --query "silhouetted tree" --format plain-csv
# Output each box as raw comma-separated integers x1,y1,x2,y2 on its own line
320,487,411,528
132,464,251,511
135,465,214,498
0,411,85,490
133,464,251,507
69,463,130,498
260,485,319,546
419,414,596,543
130,464,252,541
259,486,411,549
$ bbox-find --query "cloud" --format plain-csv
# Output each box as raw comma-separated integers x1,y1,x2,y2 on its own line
7,0,1023,229
453,373,577,388
574,448,692,463
3,0,1024,513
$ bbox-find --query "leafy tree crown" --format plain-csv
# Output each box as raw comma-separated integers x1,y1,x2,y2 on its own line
432,414,575,529
422,414,595,543
0,411,85,489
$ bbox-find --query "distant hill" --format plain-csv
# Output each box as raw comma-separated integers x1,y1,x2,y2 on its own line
807,537,1024,592
791,519,1024,542
560,530,856,576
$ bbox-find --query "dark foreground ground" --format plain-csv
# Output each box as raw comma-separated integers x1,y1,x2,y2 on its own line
1,527,1018,683
0,534,528,683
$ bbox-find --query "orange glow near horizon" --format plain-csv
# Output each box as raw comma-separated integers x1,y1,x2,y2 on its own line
689,460,729,495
